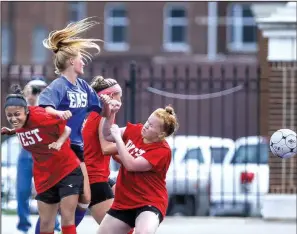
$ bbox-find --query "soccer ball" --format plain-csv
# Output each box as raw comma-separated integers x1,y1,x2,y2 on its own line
270,129,297,159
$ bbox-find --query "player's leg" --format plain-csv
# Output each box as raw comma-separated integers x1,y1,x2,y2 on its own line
89,182,114,224
70,144,90,227
59,194,79,234
37,201,59,234
35,216,60,234
35,186,60,234
16,149,33,233
108,179,134,234
79,162,91,204
58,166,84,234
97,211,132,234
107,179,134,234
134,206,163,234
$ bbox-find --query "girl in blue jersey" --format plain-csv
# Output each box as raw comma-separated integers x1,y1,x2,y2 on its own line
35,17,109,233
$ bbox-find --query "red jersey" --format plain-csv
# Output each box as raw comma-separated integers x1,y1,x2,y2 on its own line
15,106,80,194
83,112,111,184
111,123,172,217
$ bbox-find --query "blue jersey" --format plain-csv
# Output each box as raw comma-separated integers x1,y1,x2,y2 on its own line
38,76,102,147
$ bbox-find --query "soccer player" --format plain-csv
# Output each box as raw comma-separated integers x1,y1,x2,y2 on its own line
82,76,122,222
1,78,61,234
3,85,83,234
37,17,109,230
98,99,179,234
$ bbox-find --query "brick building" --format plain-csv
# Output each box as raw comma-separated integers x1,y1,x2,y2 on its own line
252,2,296,219
1,1,264,65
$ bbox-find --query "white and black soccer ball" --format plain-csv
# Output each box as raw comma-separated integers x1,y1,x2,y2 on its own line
270,129,297,159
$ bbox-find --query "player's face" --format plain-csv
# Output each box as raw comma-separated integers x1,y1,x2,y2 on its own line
142,114,165,142
5,106,28,130
73,53,85,75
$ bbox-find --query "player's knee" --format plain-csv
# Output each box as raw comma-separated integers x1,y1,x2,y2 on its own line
61,211,75,226
40,219,54,231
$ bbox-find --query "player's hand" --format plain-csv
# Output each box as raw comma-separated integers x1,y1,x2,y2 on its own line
109,100,121,114
100,94,121,114
48,142,62,151
57,110,72,120
110,124,121,139
100,94,111,105
1,127,16,135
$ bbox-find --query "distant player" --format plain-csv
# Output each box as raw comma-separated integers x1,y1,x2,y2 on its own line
98,98,179,234
3,85,82,234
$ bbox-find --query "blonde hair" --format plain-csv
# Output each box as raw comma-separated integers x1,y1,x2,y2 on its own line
90,76,118,93
153,105,179,137
43,17,102,75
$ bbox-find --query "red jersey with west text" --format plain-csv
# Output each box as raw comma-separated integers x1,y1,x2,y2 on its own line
83,112,111,184
111,123,172,217
15,106,80,194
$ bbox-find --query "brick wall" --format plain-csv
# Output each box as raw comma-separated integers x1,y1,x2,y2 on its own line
258,30,297,194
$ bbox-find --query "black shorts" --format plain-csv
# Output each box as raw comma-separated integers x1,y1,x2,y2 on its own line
107,205,163,228
35,167,84,204
71,144,84,162
108,178,116,188
89,182,114,208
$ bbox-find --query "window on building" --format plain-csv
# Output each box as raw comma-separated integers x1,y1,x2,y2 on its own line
227,3,258,52
104,4,129,51
2,25,11,64
163,4,189,52
32,26,48,64
69,1,86,23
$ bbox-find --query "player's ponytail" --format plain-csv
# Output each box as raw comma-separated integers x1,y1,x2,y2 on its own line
43,17,103,75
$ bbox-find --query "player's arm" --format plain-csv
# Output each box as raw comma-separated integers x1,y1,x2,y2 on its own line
113,136,152,172
44,106,60,116
38,82,72,120
57,126,71,145
1,127,16,135
98,118,118,155
48,126,71,151
44,106,72,120
102,112,126,142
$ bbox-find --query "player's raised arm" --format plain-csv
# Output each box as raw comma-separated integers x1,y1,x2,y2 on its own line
100,94,124,142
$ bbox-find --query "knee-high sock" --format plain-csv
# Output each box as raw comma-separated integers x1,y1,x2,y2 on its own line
62,225,76,234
